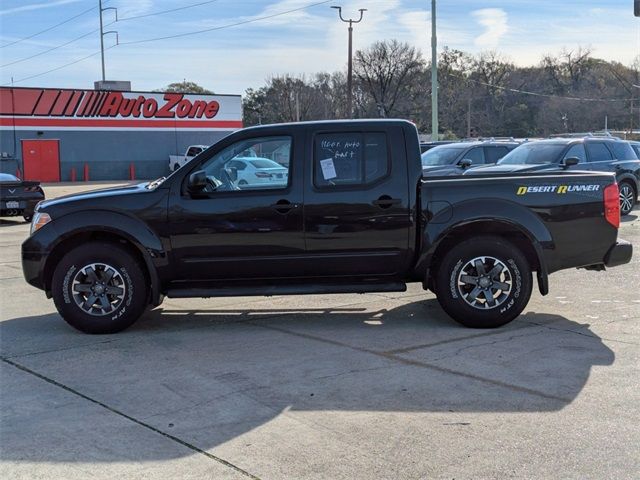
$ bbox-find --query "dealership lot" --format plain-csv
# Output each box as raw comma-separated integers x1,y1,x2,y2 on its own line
1,183,638,479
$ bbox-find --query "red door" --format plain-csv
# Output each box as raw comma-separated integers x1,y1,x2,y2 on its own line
22,140,60,182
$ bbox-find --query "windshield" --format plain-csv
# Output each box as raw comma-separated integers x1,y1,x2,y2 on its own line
498,143,567,165
421,146,466,166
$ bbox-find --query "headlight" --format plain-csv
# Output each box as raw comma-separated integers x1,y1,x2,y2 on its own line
30,211,51,235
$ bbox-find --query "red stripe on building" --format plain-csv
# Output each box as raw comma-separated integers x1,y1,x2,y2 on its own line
50,90,74,116
0,118,243,128
78,91,94,117
0,88,43,115
64,91,83,116
33,90,60,116
89,92,105,117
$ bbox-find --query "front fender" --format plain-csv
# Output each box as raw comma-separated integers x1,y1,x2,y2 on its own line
25,210,167,305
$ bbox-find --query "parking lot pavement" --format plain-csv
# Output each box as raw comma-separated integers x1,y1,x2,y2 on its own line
1,186,638,479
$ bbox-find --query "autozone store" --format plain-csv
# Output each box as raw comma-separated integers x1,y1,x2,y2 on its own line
0,87,242,181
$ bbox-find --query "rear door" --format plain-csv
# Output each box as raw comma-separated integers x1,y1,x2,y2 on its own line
302,126,412,278
584,142,614,172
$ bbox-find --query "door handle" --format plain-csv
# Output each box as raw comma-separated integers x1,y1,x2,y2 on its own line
271,199,297,214
373,195,401,209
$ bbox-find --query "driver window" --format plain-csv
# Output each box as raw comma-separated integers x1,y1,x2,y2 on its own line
563,144,586,163
199,136,291,192
465,147,485,164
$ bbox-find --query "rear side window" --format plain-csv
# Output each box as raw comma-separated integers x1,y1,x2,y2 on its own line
609,142,637,160
314,132,389,187
484,146,509,163
563,144,587,163
585,143,613,162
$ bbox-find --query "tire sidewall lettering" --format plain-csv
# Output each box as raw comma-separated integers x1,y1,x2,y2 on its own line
449,259,463,299
62,265,77,304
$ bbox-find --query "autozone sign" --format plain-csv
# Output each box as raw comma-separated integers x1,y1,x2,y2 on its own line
0,87,242,130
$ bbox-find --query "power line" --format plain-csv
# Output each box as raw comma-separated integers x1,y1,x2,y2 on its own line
2,1,333,84
117,0,221,22
448,73,634,102
3,46,116,86
0,2,107,49
120,0,334,45
1,28,103,68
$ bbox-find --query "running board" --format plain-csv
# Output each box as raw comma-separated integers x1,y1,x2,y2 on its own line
166,282,407,299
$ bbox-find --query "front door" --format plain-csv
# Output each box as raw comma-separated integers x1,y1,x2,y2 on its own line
168,134,305,282
302,127,412,278
22,139,60,182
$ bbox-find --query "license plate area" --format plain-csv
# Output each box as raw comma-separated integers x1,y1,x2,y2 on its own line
5,201,19,209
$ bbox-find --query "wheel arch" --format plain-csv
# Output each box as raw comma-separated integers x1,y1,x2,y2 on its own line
41,211,165,305
422,219,549,296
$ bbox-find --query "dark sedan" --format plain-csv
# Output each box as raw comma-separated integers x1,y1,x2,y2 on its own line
0,173,45,222
465,137,640,215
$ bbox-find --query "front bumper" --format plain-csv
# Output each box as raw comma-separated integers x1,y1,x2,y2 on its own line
604,239,633,268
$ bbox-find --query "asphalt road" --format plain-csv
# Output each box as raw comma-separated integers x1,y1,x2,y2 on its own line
1,183,638,479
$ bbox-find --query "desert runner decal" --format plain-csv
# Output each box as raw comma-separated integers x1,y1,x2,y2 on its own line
517,184,601,195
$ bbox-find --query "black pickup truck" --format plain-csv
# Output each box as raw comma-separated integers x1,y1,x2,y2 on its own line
22,120,632,334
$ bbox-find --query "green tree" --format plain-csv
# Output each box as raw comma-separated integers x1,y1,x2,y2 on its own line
155,81,214,94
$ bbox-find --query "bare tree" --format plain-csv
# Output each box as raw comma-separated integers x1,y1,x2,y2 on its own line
353,40,426,118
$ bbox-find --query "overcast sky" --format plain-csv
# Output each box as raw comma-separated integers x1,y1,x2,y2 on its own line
0,0,638,94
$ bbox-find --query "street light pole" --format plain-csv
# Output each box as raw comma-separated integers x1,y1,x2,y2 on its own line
331,6,366,118
430,0,438,141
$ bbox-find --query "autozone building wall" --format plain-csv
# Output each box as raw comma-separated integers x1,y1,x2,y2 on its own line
0,87,242,181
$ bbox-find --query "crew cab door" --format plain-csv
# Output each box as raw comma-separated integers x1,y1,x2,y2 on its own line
302,127,412,278
168,133,305,281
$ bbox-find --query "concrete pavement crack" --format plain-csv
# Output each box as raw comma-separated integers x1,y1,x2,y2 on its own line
253,323,570,404
1,357,262,480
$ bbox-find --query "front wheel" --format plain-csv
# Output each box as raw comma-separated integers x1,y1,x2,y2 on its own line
52,242,148,334
434,236,533,328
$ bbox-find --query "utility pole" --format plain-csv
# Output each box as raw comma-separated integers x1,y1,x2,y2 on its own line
98,0,118,82
331,6,366,118
430,0,438,141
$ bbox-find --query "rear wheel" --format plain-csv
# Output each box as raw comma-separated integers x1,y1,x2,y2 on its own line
434,236,533,328
619,182,636,216
23,214,32,222
51,242,148,334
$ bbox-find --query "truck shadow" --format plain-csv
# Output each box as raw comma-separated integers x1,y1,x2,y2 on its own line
0,299,615,463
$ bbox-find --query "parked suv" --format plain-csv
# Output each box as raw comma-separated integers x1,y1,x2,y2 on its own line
421,139,519,176
466,136,640,215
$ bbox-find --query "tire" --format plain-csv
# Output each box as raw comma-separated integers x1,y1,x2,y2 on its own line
619,182,636,216
434,236,533,329
51,242,148,334
173,163,180,172
23,214,32,223
238,180,248,186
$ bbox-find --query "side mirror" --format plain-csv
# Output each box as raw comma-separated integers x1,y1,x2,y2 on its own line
188,170,208,192
458,158,473,169
562,157,580,168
